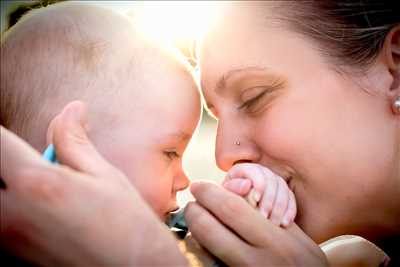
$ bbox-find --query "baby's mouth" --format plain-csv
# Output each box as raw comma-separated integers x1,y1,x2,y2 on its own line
167,206,180,214
167,209,188,228
165,206,180,222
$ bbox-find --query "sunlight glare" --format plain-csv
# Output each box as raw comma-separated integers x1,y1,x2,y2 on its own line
130,1,219,45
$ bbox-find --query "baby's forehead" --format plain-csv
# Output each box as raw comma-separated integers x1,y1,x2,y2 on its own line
2,2,198,119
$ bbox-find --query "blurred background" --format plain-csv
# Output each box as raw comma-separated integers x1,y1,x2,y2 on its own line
1,0,225,205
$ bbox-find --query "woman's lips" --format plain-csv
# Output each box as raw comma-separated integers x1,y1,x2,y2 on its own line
287,176,294,191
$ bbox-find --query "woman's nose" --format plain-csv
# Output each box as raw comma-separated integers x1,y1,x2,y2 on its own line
215,121,260,172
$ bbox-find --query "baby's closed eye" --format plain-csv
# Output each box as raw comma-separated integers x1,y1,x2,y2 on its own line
164,150,180,160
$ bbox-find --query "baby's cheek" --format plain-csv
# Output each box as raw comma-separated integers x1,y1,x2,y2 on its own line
140,183,172,217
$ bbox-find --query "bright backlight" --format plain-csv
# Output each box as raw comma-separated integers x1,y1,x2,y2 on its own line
129,1,219,44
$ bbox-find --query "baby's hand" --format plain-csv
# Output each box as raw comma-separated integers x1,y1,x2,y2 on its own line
223,163,296,228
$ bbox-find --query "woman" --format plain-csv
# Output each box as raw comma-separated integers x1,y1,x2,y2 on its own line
185,0,400,266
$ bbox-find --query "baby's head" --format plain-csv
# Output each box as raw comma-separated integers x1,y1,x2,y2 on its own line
0,2,201,221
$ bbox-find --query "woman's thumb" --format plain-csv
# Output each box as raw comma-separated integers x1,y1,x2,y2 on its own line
52,101,113,177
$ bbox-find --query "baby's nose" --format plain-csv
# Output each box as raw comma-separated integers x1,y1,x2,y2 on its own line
174,170,190,192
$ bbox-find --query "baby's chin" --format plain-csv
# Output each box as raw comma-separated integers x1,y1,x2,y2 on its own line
161,210,174,223
161,213,169,223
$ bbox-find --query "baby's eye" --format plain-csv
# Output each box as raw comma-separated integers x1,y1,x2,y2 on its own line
164,150,180,160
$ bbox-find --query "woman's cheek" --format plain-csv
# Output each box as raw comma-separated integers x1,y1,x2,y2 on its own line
254,108,312,162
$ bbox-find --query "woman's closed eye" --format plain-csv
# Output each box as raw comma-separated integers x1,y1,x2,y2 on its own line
238,88,269,111
238,79,285,114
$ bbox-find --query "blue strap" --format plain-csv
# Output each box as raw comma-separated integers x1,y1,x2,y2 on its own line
42,144,59,164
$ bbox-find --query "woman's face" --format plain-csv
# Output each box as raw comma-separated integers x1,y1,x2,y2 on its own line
199,5,400,243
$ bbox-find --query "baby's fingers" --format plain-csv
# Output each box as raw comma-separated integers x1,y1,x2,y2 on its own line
226,163,266,197
258,173,278,218
282,190,297,228
223,178,252,196
269,178,290,226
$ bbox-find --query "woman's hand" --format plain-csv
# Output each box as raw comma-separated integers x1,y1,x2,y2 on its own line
184,181,328,267
0,102,188,267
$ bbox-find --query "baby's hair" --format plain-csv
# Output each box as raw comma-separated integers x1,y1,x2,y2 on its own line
1,1,194,148
1,2,128,134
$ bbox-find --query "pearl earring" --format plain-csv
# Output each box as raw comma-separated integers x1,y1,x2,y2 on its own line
392,96,400,114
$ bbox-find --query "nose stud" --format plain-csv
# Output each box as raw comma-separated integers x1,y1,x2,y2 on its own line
234,141,241,146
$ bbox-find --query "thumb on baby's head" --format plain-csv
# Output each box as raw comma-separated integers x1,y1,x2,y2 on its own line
51,101,113,177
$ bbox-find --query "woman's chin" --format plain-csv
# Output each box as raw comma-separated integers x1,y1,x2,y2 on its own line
295,212,335,244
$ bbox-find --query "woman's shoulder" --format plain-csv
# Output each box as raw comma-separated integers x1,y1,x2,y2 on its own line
321,235,390,267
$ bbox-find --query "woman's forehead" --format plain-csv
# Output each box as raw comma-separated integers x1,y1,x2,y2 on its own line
199,32,293,93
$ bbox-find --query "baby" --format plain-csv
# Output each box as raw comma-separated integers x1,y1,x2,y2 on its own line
0,1,200,223
223,163,390,267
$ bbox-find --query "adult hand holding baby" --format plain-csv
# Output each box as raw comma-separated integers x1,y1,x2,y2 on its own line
0,102,187,267
185,181,328,267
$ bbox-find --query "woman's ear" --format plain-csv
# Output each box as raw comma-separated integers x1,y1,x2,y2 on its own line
384,25,400,71
384,25,400,91
383,25,400,115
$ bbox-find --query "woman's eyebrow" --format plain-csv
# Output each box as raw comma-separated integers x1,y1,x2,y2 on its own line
215,66,269,95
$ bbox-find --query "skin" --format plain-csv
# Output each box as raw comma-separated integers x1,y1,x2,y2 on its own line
185,182,329,266
1,3,199,265
0,106,189,266
2,2,202,222
56,64,202,221
48,64,201,222
1,2,398,266
223,162,297,227
197,3,400,244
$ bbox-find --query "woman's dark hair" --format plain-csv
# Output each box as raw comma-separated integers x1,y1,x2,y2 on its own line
273,0,400,72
